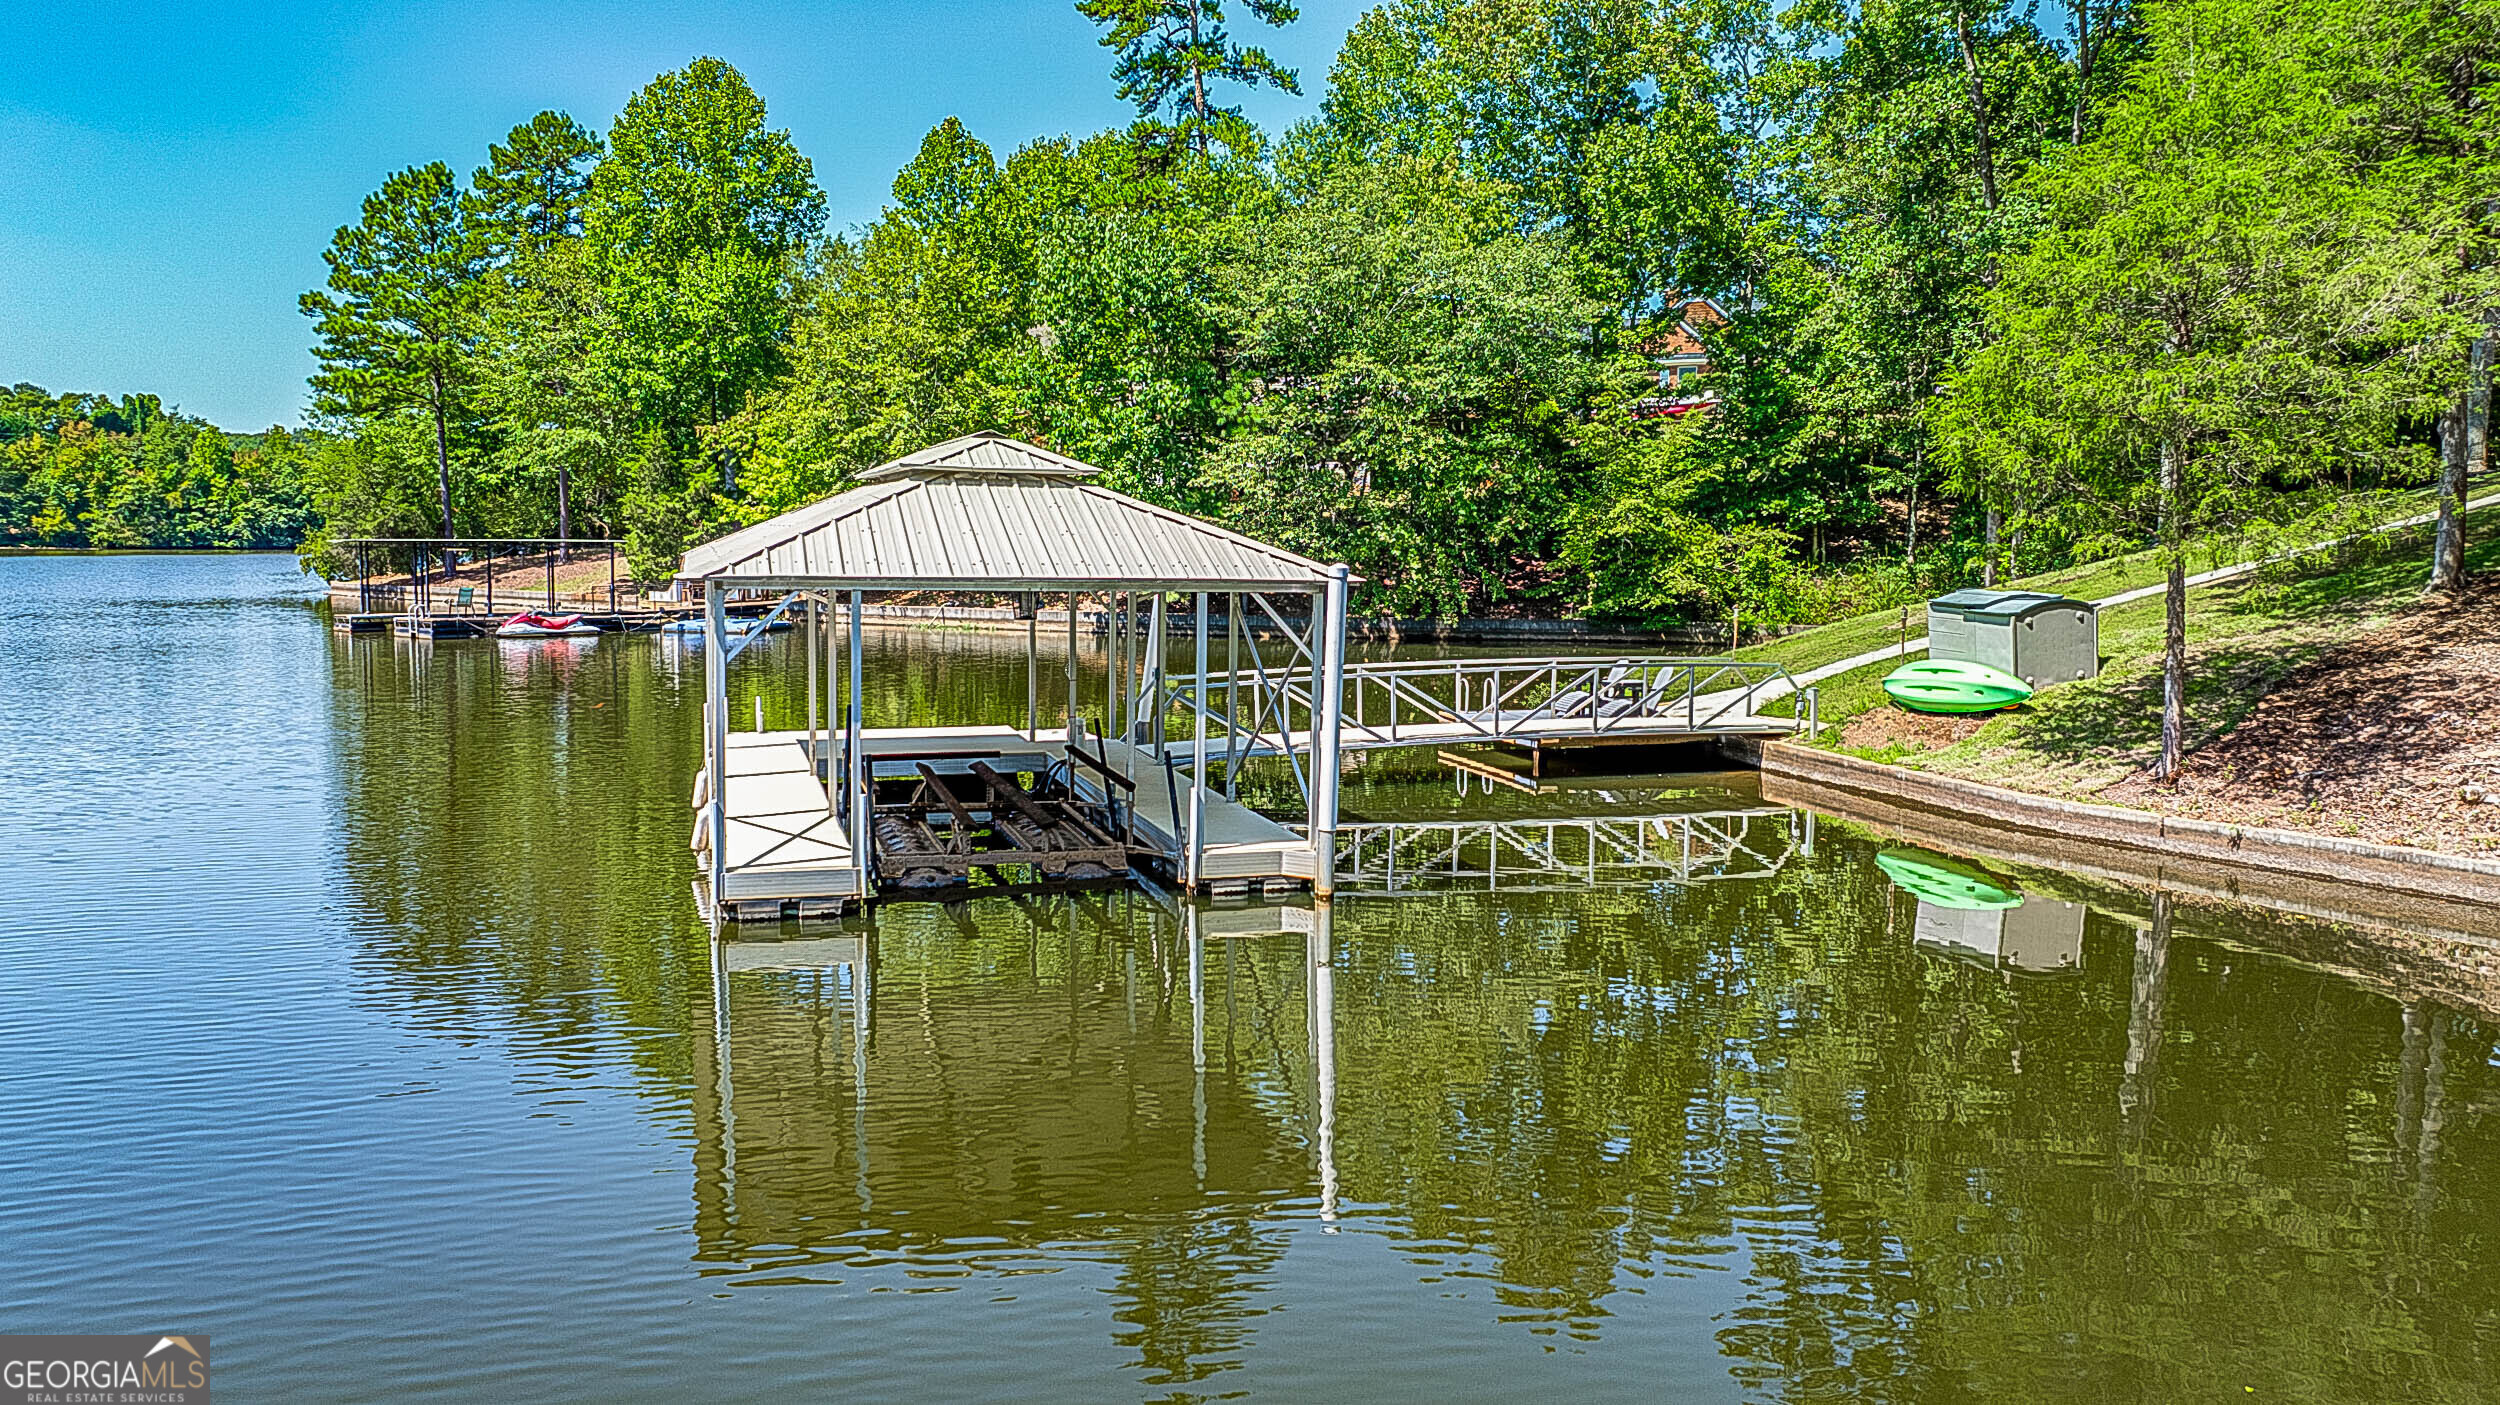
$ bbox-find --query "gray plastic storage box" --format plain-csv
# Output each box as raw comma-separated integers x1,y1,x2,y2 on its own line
1925,589,2099,689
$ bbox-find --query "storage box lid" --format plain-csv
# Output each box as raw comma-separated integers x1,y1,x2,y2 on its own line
1929,589,2091,622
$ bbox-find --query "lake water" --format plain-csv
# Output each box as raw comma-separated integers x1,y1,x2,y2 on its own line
5,552,2497,1401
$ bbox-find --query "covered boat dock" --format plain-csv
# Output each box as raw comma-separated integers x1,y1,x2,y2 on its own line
680,431,1352,922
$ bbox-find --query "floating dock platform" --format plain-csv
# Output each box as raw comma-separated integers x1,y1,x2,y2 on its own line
697,725,1315,922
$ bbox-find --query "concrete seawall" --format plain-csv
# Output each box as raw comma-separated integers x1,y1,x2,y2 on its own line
1744,740,2500,939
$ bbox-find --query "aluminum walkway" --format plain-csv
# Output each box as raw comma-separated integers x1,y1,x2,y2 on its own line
1168,655,1798,767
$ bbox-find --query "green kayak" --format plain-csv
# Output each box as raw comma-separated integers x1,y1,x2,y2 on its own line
1881,659,2033,714
1875,849,2023,910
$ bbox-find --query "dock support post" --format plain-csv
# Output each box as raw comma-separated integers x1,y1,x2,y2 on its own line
1224,594,1241,799
1311,565,1349,897
849,590,866,897
1308,907,1338,1225
1188,591,1208,891
1025,592,1039,741
1147,593,1166,750
705,584,729,922
1107,592,1123,743
825,594,841,808
1066,589,1079,739
806,596,819,753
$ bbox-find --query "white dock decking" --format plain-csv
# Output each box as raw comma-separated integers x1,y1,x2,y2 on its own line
701,725,1314,916
710,732,860,910
1076,736,1316,884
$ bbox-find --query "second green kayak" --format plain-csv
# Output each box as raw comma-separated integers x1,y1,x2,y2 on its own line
1875,849,2023,910
1881,659,2033,714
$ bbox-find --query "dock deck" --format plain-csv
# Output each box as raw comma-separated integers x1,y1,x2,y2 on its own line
1075,736,1316,886
709,732,860,916
702,725,1313,918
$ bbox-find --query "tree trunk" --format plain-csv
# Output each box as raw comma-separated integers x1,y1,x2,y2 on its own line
1955,7,2002,212
430,371,454,540
1189,0,1209,157
1905,468,1921,566
2430,322,2490,594
2159,437,2187,784
557,460,571,562
2069,0,2096,145
1983,508,2001,587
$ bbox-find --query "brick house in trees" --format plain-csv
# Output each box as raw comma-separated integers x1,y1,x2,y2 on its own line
1633,297,1727,418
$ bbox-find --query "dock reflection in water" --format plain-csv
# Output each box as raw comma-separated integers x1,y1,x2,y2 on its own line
12,557,2500,1403
333,610,2500,1399
695,898,1336,1275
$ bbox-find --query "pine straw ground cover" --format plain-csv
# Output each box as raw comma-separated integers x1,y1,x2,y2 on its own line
1812,527,2500,855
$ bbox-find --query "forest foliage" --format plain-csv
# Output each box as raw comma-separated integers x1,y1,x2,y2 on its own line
288,0,2488,631
0,385,316,550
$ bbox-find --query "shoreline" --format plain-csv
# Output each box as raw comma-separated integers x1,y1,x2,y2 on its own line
318,582,1740,644
1746,739,2500,934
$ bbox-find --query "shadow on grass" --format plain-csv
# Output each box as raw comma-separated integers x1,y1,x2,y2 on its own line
2223,519,2500,625
1992,642,2337,774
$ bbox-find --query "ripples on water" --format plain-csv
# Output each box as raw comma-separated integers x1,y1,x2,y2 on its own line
1,554,2496,1401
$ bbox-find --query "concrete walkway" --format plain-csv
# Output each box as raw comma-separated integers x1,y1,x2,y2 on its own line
1755,490,2500,706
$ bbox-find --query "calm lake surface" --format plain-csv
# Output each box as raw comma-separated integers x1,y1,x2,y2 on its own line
5,552,2498,1401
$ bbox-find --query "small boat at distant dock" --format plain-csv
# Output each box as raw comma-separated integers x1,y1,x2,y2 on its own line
1881,659,2032,714
496,612,602,638
660,616,791,638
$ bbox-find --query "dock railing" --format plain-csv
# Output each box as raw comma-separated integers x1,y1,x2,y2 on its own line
1157,654,1799,764
1333,805,1800,896
334,537,629,618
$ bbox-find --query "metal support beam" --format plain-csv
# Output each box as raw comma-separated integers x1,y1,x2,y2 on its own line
705,585,729,921
849,589,866,897
1188,591,1209,891
1224,593,1241,800
826,593,841,814
1145,592,1166,749
1311,566,1350,897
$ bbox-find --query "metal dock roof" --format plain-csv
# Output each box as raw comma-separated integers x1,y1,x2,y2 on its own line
676,431,1338,592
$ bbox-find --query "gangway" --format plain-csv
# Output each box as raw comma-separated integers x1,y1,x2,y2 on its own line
1151,654,1798,778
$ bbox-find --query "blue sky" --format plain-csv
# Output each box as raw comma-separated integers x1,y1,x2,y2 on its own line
0,1,1365,430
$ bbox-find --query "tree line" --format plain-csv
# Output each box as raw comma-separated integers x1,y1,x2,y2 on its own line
0,384,316,549
301,0,2490,660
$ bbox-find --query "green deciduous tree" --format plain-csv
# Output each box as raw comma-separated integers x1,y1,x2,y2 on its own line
1937,0,2449,780
1206,161,1627,616
584,56,824,570
0,384,314,549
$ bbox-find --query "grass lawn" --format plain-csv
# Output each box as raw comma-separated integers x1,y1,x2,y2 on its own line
1735,489,2492,679
1785,517,2500,810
